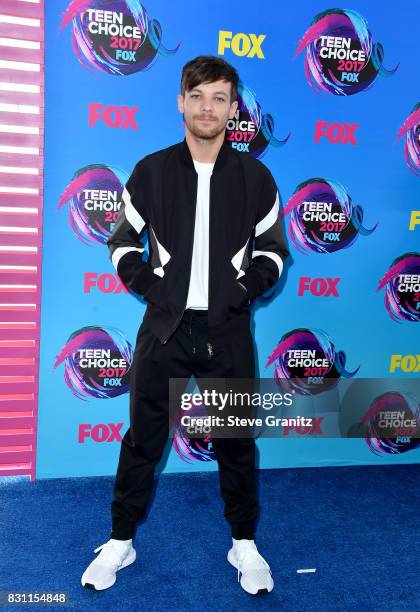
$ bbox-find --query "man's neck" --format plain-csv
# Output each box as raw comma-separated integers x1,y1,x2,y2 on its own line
185,129,225,163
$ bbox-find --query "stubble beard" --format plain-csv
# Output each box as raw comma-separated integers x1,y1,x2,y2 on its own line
185,115,227,141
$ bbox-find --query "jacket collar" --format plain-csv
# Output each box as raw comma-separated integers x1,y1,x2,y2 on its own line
179,136,231,172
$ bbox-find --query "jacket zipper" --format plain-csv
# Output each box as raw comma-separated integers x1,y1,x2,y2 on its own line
207,174,213,359
161,172,199,345
189,315,196,354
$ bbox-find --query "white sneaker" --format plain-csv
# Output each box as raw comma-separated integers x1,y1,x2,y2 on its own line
227,540,274,595
81,539,136,590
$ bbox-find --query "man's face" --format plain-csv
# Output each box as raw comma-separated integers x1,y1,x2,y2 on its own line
178,79,238,140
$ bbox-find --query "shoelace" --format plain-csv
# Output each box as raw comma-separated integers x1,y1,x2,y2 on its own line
236,548,272,583
93,541,125,568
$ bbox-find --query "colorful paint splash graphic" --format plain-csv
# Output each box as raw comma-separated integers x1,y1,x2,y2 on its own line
296,8,398,95
53,325,133,400
225,82,290,158
377,253,420,323
58,164,128,246
60,0,180,75
283,178,377,254
266,328,359,395
172,399,215,463
397,104,420,176
358,392,420,455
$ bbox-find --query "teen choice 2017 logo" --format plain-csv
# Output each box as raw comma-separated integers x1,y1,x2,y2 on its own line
377,253,420,323
58,164,130,246
225,82,290,158
283,178,377,254
54,326,133,400
397,104,420,176
172,398,215,463
266,328,359,396
296,8,398,96
358,392,420,456
60,1,180,75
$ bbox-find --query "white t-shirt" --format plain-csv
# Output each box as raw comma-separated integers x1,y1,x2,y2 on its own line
185,159,215,309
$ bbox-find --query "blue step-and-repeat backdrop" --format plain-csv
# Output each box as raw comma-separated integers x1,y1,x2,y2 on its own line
37,0,419,478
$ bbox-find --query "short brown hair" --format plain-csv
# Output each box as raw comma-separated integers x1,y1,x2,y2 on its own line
180,55,239,102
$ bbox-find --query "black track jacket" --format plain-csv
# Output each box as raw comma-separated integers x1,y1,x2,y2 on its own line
107,138,289,345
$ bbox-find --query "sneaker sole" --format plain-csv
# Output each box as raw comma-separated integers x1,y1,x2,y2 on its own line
81,548,136,591
227,548,273,595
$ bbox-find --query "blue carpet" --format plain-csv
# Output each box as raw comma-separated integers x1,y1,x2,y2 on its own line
1,464,419,612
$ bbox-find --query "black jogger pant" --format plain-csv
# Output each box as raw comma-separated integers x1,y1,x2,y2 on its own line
110,308,258,541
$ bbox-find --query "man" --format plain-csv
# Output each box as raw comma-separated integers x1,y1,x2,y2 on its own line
81,55,289,595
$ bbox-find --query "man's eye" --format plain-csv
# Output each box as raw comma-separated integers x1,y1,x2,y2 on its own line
216,97,225,102
191,94,200,98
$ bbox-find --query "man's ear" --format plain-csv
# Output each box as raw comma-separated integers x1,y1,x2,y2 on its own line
229,99,238,119
177,94,185,114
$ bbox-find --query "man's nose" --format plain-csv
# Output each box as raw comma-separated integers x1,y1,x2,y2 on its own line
200,99,213,112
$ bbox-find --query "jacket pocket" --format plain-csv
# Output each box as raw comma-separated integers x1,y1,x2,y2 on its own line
228,277,250,312
142,273,165,308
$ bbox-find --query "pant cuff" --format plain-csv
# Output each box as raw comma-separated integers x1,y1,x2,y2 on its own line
231,521,256,540
110,527,135,541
